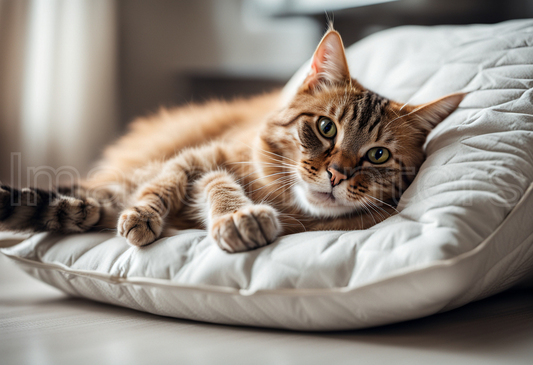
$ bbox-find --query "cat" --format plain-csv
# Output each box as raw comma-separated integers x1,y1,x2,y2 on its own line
0,28,463,253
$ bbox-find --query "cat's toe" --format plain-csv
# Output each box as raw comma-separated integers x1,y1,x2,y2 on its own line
62,197,101,232
118,207,163,247
210,205,281,253
244,205,281,243
210,214,245,252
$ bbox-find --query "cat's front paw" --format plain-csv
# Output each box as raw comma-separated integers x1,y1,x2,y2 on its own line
118,206,163,247
210,205,281,253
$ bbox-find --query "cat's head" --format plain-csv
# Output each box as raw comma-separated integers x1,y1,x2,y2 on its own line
259,29,464,218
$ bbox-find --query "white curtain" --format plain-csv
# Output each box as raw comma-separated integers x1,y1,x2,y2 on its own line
0,0,117,187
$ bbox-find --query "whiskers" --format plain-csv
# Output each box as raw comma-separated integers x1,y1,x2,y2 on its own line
361,192,400,214
259,175,300,204
227,145,308,231
225,143,302,207
351,191,399,226
237,141,299,165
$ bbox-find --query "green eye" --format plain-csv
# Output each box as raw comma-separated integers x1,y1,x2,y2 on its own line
318,117,337,138
367,147,390,164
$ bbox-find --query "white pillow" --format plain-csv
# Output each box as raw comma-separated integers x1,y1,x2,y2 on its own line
2,20,533,331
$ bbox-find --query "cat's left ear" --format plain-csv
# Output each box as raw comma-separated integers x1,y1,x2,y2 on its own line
404,92,466,132
301,30,351,91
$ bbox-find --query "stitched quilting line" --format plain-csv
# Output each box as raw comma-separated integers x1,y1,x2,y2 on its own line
3,183,533,298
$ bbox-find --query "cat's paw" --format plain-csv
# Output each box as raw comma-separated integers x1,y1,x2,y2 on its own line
0,187,100,232
210,205,281,253
118,206,163,247
60,196,101,232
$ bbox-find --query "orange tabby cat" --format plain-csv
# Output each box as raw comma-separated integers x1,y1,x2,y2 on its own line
0,29,463,252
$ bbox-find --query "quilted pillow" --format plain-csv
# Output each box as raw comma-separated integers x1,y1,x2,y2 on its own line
2,20,533,331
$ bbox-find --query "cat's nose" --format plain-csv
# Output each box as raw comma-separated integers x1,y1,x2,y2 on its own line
327,166,348,187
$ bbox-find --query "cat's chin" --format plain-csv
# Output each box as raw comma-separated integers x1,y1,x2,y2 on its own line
292,185,356,218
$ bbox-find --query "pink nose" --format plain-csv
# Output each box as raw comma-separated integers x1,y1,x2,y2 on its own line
327,167,348,187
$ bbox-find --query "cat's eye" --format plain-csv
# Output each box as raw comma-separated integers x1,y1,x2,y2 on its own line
318,117,337,138
367,147,390,164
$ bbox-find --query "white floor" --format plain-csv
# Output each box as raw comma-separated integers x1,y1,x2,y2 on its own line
1,253,533,365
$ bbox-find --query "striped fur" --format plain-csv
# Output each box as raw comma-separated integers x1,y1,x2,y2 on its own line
0,28,463,252
0,184,100,233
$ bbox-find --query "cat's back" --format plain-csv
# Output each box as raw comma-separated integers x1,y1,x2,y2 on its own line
96,90,281,176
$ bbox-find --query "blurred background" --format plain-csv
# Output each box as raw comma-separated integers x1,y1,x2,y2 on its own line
1,0,532,186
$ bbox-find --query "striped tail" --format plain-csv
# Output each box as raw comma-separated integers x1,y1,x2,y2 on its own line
0,184,116,234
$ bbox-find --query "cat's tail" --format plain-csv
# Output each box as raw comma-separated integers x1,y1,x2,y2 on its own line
0,183,121,234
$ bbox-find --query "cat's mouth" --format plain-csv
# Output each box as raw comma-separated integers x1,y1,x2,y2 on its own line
292,184,356,218
309,190,336,203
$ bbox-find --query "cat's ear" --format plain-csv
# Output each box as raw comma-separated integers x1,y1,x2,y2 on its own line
301,30,351,91
404,93,465,131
